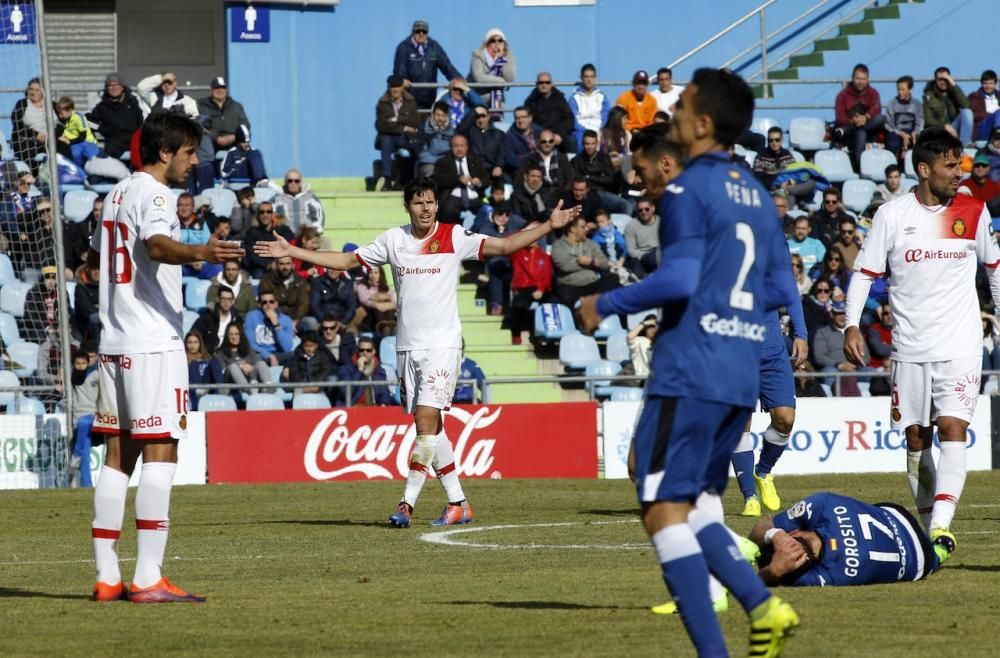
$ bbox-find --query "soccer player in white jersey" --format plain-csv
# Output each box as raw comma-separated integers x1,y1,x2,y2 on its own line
254,177,579,526
844,127,1000,563
88,113,244,602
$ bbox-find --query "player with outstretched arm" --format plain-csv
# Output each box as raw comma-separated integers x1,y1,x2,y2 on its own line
844,127,1000,563
578,69,801,658
254,177,579,527
89,112,245,603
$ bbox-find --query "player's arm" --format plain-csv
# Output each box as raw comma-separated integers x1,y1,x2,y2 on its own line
973,205,1000,308
481,200,581,257
145,235,245,265
251,230,360,271
767,237,809,366
845,209,889,365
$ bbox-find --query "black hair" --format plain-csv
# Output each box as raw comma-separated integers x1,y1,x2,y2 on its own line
767,126,783,137
896,75,914,90
403,176,438,206
299,330,320,345
656,67,672,77
431,101,449,115
653,110,671,123
852,63,869,76
138,112,202,168
824,187,841,201
629,122,684,163
24,77,41,95
571,175,589,187
177,192,194,203
220,320,249,358
513,105,530,116
934,66,951,77
217,285,234,299
582,129,598,141
982,69,998,83
236,187,255,201
688,68,755,148
580,63,596,77
523,163,544,175
884,163,900,177
493,201,511,215
757,536,818,585
912,127,962,173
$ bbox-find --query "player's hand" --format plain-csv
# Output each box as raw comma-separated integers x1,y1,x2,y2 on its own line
548,199,582,231
791,338,808,369
204,236,245,264
843,326,866,367
253,231,292,259
577,294,602,335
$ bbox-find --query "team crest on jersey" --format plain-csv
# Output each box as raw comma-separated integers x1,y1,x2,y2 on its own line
952,218,966,236
152,195,167,209
891,406,901,422
428,240,440,253
728,170,741,179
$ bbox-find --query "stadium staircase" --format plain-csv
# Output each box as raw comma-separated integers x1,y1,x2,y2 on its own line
312,179,568,404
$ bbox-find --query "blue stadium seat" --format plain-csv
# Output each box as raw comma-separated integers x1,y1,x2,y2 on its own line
197,394,238,412
559,333,600,371
903,150,916,178
901,177,918,193
13,159,30,174
245,393,285,411
0,128,11,161
586,359,622,398
182,309,199,335
10,395,45,415
184,279,211,311
790,149,805,162
269,365,294,402
605,332,630,364
292,393,332,409
8,341,38,377
201,187,237,218
813,150,858,184
0,254,16,287
379,335,397,371
534,303,578,341
594,315,624,339
609,387,644,401
610,213,631,234
382,364,401,405
751,116,780,138
789,117,828,151
0,370,18,407
0,281,32,317
0,311,20,344
859,149,897,182
842,179,877,214
63,189,98,223
253,186,277,204
87,181,115,195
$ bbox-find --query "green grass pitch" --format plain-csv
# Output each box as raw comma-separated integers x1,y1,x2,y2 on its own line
2,472,998,656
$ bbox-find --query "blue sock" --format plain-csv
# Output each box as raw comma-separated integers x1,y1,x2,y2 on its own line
731,448,757,500
755,426,789,477
690,515,770,613
652,525,728,658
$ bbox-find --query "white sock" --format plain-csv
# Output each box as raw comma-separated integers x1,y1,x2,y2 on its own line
433,431,466,503
402,436,435,507
930,442,966,532
693,492,727,601
132,462,176,589
92,466,129,585
906,448,936,528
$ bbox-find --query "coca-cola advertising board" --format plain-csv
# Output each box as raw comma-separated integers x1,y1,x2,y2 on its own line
206,403,599,483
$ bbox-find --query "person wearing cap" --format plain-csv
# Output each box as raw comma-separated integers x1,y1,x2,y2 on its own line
812,299,868,393
525,71,576,153
884,75,923,157
197,76,252,154
136,70,198,119
375,74,421,191
469,28,516,117
959,153,1000,212
393,20,462,110
86,72,143,159
615,70,658,133
969,69,1000,142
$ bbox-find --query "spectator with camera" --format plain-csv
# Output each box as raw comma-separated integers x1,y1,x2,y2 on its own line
393,20,462,110
375,75,420,192
833,64,885,173
259,255,311,327
335,338,393,407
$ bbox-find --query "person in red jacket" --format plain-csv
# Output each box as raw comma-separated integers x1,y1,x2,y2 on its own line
505,235,553,344
866,301,893,369
834,63,885,173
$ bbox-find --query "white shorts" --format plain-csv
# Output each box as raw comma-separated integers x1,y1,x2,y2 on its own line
397,348,462,414
889,355,980,429
92,351,189,440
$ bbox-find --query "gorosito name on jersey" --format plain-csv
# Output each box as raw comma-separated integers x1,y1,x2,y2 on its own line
89,172,184,355
853,194,1000,362
354,222,485,351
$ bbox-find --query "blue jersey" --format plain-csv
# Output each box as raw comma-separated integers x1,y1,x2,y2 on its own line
597,152,799,408
773,493,937,586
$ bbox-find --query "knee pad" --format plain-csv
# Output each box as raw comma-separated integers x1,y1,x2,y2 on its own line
412,433,439,466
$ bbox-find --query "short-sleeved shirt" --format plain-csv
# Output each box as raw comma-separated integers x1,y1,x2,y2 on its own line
354,222,486,351
850,193,1000,362
89,172,184,354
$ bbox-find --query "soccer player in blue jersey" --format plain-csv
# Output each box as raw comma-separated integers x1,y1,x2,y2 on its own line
749,492,942,587
579,68,801,658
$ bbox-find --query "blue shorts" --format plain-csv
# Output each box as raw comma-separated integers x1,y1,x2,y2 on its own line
633,396,751,504
759,347,795,412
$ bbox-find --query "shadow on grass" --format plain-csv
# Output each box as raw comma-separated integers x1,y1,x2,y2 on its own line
446,600,643,611
951,564,1000,572
578,509,638,517
0,587,90,601
261,519,389,528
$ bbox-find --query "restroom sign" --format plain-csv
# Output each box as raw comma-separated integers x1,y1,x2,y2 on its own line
230,5,269,43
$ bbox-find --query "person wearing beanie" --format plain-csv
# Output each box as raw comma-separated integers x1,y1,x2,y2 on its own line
86,72,142,158
469,28,516,117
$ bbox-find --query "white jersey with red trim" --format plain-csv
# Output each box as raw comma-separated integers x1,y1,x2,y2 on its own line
354,222,486,351
852,193,1000,362
89,172,185,354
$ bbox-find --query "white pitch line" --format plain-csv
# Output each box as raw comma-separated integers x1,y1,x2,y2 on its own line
966,504,1000,508
0,555,278,567
420,520,647,550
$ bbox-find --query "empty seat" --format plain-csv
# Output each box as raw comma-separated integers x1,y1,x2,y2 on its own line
534,303,579,341
253,186,277,204
0,370,18,407
0,281,31,317
901,177,918,193
184,279,211,311
605,332,630,364
197,394,238,411
742,150,757,167
609,386,643,401
379,335,397,371
859,149,898,182
182,309,199,334
813,150,858,183
292,393,332,409
63,189,99,223
585,359,622,398
383,364,401,405
594,315,624,339
559,333,600,371
244,392,285,411
8,341,39,377
842,179,877,214
790,149,805,162
201,187,237,218
903,150,916,178
0,311,20,344
0,254,17,287
751,116,780,137
789,117,828,151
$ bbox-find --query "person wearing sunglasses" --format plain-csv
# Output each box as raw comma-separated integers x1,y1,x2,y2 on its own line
808,187,853,248
524,71,576,153
808,246,851,291
751,126,794,190
136,70,198,119
520,129,570,206
334,338,393,407
458,105,506,184
469,28,516,117
393,19,462,110
833,218,862,270
274,168,325,233
243,292,295,367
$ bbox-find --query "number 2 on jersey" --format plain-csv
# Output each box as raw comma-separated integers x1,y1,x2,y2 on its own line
730,222,755,311
102,220,133,284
